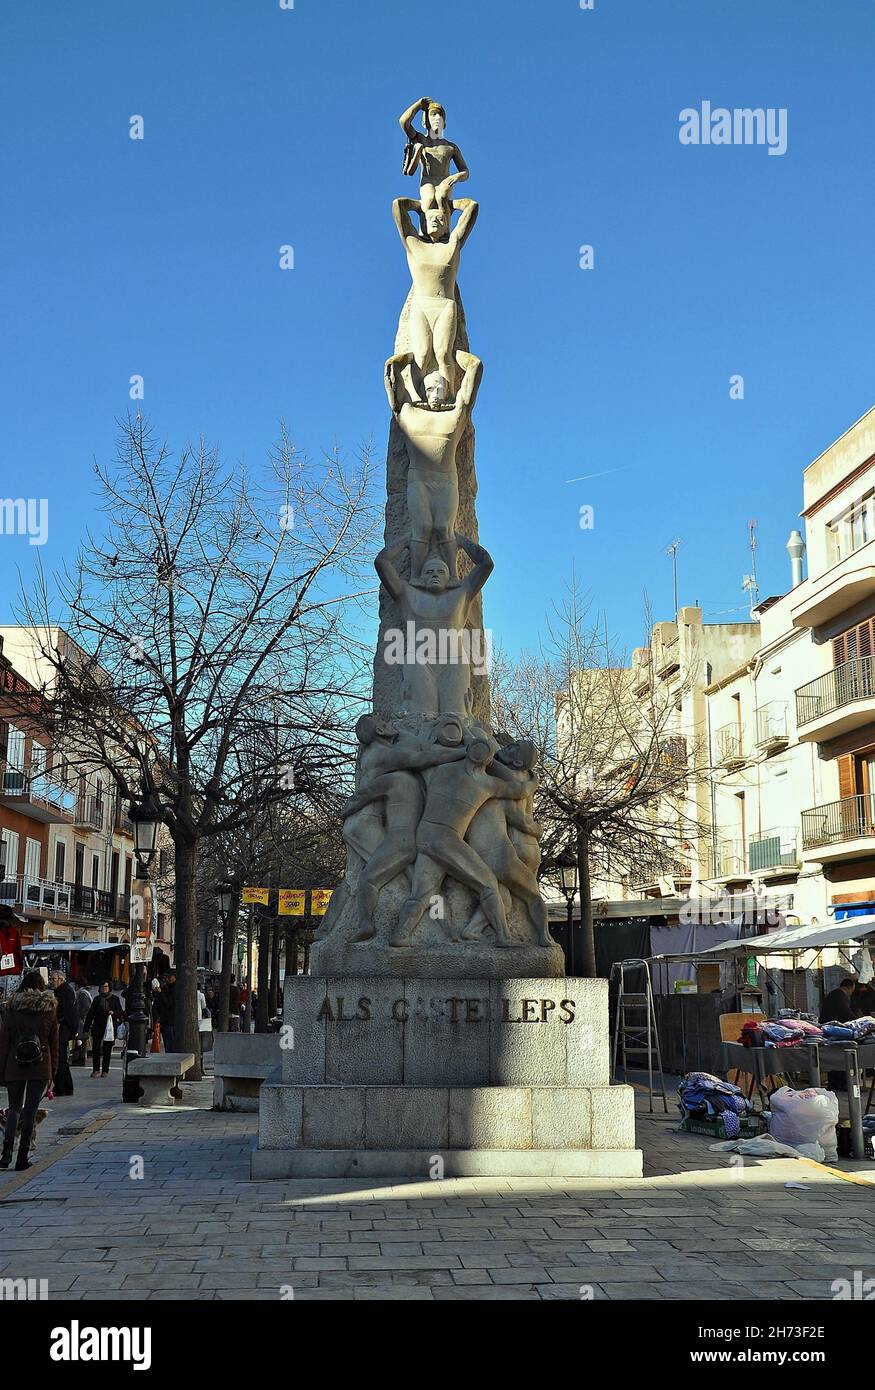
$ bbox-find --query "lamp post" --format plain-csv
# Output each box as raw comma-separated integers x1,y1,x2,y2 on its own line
557,846,579,978
126,792,161,1068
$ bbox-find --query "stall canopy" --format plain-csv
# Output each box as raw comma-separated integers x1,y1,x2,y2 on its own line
695,918,875,956
23,941,129,953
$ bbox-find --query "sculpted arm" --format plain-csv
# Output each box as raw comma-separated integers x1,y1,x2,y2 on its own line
375,540,408,603
400,96,430,140
454,351,483,413
393,197,421,243
385,352,415,414
341,773,397,819
449,198,479,251
456,533,494,600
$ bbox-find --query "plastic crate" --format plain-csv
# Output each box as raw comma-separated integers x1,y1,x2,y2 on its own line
679,1113,762,1139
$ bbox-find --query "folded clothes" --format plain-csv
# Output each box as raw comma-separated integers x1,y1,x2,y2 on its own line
678,1071,754,1134
822,1017,875,1041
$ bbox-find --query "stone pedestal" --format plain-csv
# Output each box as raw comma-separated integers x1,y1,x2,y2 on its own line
251,976,642,1178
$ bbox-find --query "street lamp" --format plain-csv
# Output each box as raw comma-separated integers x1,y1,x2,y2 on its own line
129,793,161,873
557,846,578,977
123,790,162,1094
215,881,236,922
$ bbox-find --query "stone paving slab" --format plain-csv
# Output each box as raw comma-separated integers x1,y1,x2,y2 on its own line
1,1080,874,1300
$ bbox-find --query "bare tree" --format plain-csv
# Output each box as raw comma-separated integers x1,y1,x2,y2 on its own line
15,415,378,1074
490,583,710,976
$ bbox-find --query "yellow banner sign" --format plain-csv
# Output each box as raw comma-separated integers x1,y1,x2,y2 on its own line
278,889,306,917
310,888,333,917
242,887,270,906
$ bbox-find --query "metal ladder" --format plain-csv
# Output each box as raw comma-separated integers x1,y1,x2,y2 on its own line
610,958,669,1113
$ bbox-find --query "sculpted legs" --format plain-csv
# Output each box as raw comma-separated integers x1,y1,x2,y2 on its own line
349,832,417,943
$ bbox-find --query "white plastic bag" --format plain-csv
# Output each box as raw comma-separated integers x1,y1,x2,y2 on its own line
767,1086,839,1163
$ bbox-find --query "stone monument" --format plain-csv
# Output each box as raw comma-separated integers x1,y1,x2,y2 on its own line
252,97,641,1178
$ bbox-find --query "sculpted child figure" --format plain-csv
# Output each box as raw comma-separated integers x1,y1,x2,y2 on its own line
399,95,469,213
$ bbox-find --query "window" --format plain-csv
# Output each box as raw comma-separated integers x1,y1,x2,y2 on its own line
91,853,100,890
74,843,85,886
54,840,66,884
3,726,25,792
24,838,41,882
829,496,873,563
1,829,19,882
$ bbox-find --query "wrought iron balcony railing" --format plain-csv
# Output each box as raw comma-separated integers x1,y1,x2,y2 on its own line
796,655,875,727
801,794,875,850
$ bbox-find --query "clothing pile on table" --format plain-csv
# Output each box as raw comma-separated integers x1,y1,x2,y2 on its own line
739,1018,824,1048
678,1071,755,1137
821,1015,875,1042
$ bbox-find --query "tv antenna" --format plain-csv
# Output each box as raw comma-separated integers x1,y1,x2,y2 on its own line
666,538,682,618
742,518,759,616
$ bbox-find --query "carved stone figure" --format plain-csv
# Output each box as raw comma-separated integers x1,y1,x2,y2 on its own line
339,715,466,943
399,95,469,215
385,348,483,581
461,744,553,948
375,533,492,717
392,194,479,397
390,736,529,949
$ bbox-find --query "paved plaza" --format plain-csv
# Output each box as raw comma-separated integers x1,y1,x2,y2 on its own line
2,1066,874,1302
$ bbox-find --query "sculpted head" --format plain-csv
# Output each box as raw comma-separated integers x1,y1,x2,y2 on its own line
356,713,396,746
426,103,446,138
498,739,538,772
420,556,450,593
424,204,449,239
467,737,493,768
424,372,450,408
434,715,464,747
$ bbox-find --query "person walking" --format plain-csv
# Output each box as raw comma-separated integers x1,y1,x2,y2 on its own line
0,970,59,1171
84,981,124,1078
156,971,176,1051
50,969,77,1096
228,975,241,1032
74,983,92,1065
197,985,212,1062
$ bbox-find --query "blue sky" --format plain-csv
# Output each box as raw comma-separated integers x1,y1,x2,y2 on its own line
1,0,874,660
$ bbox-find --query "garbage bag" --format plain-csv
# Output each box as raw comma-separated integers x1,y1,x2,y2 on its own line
767,1086,839,1163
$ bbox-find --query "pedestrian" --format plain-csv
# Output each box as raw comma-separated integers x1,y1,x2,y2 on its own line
75,982,92,1038
228,975,241,1032
50,969,77,1096
157,971,176,1051
819,977,857,1024
197,985,212,1061
84,981,125,1079
852,979,875,1017
0,970,59,1171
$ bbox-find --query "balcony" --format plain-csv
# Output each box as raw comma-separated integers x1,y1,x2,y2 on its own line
801,794,875,863
795,656,875,743
791,548,875,629
74,794,105,831
0,762,75,824
755,702,789,752
711,840,747,880
749,827,800,876
0,874,129,923
715,724,746,769
114,801,134,836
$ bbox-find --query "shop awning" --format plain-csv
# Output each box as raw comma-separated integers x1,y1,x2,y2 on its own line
695,918,875,956
23,941,129,953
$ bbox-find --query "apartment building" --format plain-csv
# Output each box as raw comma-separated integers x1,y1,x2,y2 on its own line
0,626,174,957
626,608,760,899
788,404,875,914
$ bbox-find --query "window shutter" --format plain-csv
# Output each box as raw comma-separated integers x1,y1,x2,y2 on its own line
838,754,855,800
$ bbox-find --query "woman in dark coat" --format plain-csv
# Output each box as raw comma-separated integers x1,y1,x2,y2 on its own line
0,970,59,1171
84,981,124,1079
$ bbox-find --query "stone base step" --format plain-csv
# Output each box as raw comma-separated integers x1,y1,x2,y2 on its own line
250,1146,643,1179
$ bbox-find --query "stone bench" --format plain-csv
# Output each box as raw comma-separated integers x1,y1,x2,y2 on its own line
128,1052,196,1107
212,1031,281,1111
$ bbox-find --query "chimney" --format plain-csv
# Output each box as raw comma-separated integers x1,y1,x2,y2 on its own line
786,529,805,588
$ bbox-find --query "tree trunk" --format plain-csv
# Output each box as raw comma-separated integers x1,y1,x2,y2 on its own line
576,825,597,978
256,913,271,1031
218,898,240,1032
173,836,203,1079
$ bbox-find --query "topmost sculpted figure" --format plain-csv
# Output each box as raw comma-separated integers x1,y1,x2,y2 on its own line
399,95,469,214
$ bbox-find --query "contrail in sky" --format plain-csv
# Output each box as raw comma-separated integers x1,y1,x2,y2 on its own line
564,466,631,484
